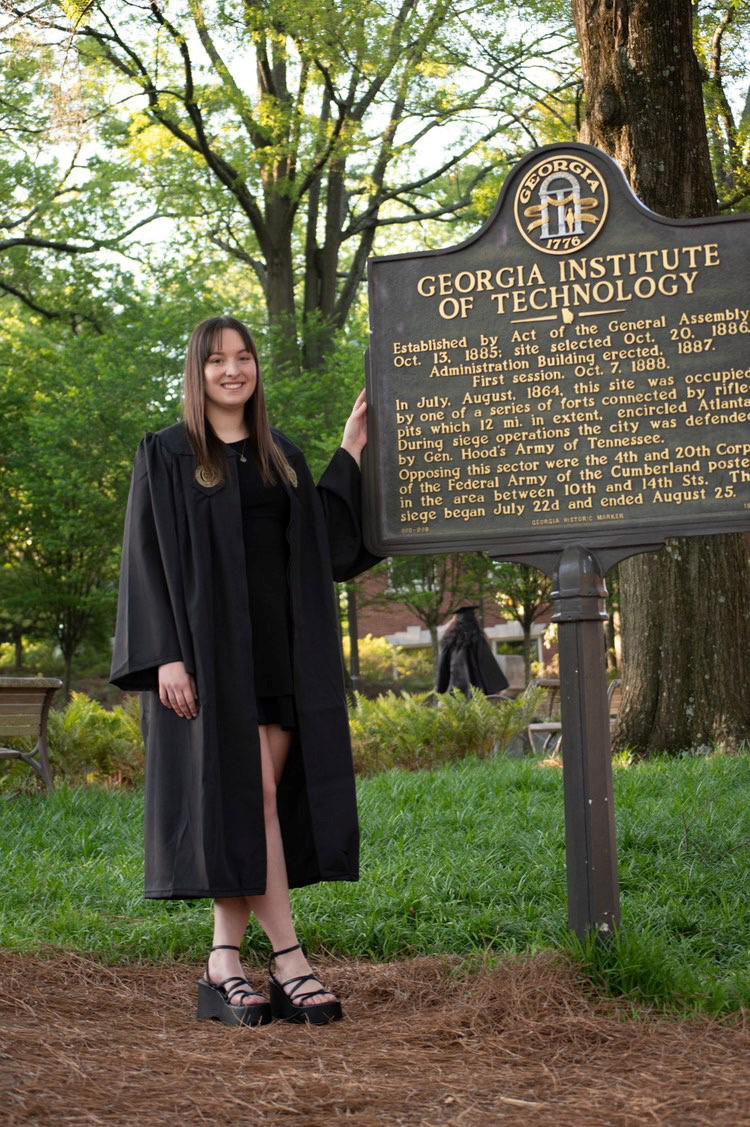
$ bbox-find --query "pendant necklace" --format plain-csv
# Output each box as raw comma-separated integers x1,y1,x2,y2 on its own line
239,438,248,463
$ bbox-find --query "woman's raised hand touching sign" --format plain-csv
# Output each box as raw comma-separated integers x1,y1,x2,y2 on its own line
340,388,368,466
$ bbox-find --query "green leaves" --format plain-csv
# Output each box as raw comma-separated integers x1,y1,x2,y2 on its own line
61,0,93,25
349,685,543,774
9,1,583,375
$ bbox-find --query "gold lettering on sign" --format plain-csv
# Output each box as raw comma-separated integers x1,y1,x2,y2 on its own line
376,167,747,541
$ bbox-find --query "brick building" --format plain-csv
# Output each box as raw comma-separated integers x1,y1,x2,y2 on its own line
351,569,553,691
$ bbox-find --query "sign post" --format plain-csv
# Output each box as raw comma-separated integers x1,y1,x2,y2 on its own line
553,545,621,937
362,142,750,938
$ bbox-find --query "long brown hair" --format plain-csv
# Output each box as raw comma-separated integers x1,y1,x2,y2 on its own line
182,315,296,488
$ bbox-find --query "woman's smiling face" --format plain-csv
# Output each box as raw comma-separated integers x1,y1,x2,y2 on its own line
203,328,258,408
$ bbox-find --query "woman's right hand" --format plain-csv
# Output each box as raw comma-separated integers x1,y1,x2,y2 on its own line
158,661,199,719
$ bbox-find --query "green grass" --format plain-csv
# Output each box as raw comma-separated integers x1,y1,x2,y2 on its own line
1,753,749,1014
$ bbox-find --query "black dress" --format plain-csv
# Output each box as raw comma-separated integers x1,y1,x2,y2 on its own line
226,438,297,730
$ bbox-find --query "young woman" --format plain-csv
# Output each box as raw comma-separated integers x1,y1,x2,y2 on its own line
109,315,380,1027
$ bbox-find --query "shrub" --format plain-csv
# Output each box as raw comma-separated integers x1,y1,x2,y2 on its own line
349,685,542,775
46,692,145,785
392,645,434,688
0,639,62,676
342,633,396,681
341,633,436,690
1,683,542,791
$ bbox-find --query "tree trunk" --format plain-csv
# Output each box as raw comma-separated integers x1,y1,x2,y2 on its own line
429,621,440,680
574,0,716,217
573,0,750,754
522,623,532,687
605,566,619,674
265,256,299,373
263,196,300,374
346,582,360,696
605,612,618,675
336,593,352,694
63,651,73,702
13,625,24,672
616,535,750,753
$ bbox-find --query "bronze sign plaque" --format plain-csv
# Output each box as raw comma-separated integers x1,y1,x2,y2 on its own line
363,143,750,556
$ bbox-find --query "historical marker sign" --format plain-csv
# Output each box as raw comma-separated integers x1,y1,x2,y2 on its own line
363,143,750,558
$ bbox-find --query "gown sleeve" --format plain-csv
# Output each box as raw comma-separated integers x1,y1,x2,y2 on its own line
467,637,510,695
478,640,509,694
315,446,384,582
109,435,187,692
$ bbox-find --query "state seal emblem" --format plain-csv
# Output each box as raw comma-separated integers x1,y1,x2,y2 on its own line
514,153,608,255
194,464,221,488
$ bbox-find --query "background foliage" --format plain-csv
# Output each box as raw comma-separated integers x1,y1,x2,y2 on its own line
0,0,748,725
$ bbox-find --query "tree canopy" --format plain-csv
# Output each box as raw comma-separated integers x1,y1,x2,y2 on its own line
9,0,578,371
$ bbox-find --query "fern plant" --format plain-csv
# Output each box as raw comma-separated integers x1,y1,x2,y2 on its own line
349,686,541,775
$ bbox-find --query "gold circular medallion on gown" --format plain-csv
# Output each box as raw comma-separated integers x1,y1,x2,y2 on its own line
514,153,609,256
194,463,221,488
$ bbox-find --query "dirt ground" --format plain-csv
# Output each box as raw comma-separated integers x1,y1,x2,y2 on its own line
2,951,749,1127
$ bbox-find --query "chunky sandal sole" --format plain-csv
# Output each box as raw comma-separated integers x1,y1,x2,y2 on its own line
269,978,343,1024
197,978,273,1027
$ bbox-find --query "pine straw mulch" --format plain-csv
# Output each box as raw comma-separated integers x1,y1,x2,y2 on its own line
2,950,749,1127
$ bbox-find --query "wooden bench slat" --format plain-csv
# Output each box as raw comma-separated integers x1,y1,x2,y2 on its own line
0,694,47,706
0,677,63,689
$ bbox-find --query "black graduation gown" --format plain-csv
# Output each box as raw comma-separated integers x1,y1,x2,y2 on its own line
109,421,381,899
436,633,509,697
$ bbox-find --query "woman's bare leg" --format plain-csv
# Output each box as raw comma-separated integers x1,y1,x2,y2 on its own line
247,724,336,1006
207,724,293,1000
207,896,267,1003
209,724,334,1005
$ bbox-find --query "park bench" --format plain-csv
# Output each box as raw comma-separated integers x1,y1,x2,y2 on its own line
0,676,62,794
527,677,562,754
527,678,622,755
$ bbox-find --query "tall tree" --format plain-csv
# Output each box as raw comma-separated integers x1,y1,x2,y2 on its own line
0,28,163,327
14,0,576,373
695,0,750,209
0,307,176,696
486,562,551,686
572,0,750,754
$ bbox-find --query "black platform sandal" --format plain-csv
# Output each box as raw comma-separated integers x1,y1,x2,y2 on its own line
268,943,343,1025
196,944,273,1027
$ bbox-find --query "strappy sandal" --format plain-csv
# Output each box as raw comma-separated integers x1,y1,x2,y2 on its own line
196,944,273,1027
268,942,343,1025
